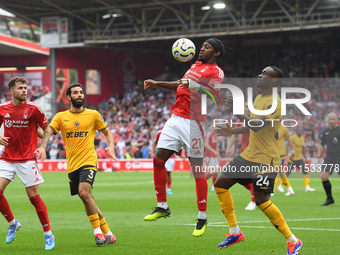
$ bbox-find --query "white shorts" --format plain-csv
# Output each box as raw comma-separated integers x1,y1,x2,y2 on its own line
0,160,44,187
157,114,205,158
204,157,219,173
165,158,175,172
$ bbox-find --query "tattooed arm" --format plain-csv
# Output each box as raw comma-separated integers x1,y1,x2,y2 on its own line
34,126,54,161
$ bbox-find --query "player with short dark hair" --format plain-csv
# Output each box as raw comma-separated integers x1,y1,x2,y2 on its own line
35,83,117,246
0,76,55,250
214,66,302,255
143,38,225,237
317,112,340,206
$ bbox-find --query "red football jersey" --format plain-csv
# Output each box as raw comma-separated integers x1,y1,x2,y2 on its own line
204,131,218,157
172,61,224,122
0,101,48,162
156,130,174,158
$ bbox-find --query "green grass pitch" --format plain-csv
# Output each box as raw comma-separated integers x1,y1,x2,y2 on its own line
0,171,339,254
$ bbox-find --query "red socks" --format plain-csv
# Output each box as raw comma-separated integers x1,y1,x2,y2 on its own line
244,183,255,202
167,179,172,189
29,195,51,232
192,166,208,211
153,157,167,202
0,190,14,222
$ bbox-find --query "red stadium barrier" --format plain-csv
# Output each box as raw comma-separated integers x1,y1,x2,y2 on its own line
38,159,193,172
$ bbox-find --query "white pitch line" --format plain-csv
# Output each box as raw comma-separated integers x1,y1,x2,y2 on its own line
95,180,154,186
203,225,340,232
209,218,340,224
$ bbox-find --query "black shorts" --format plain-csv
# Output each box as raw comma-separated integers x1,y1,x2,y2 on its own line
221,155,277,193
323,158,340,175
68,166,97,196
288,159,307,174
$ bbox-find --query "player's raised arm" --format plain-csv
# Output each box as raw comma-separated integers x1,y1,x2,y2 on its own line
35,126,54,161
144,79,180,91
101,127,117,161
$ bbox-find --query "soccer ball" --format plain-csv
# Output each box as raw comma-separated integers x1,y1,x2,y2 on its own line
172,38,196,62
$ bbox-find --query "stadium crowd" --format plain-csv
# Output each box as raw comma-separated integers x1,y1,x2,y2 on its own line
0,84,49,104
27,43,340,160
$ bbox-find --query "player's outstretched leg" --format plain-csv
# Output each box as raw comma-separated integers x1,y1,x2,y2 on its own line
144,157,170,221
258,200,302,254
6,219,21,244
192,168,208,237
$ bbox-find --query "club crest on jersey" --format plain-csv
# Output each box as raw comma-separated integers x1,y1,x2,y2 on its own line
200,66,208,73
23,111,28,119
5,120,12,128
74,121,80,128
333,137,338,144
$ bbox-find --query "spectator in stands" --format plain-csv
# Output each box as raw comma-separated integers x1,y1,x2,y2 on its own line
142,142,151,159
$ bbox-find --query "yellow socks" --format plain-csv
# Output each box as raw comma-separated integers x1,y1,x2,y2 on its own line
215,187,237,228
99,217,111,235
89,213,100,229
258,200,292,239
281,177,291,188
303,174,310,187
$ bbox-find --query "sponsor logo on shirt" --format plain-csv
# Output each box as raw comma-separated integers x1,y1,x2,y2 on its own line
5,120,29,128
66,131,89,138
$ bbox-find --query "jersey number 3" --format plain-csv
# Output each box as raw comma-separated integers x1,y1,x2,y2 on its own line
88,170,94,179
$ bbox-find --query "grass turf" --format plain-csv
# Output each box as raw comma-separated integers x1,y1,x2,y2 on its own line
0,171,339,255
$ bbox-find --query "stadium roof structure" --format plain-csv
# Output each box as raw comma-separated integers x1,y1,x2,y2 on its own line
0,0,339,46
0,33,49,56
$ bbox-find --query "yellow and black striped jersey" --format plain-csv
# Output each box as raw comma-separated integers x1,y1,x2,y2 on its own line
49,108,107,173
